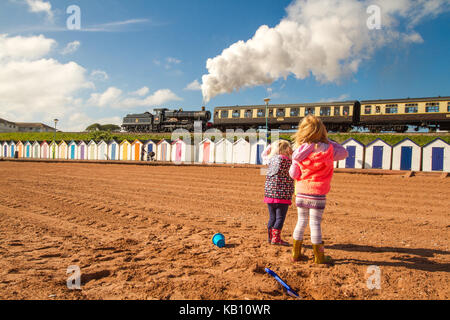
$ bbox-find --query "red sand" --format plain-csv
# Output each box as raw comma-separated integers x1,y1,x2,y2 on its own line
0,161,448,300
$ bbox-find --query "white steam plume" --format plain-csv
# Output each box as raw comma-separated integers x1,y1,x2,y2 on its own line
201,0,449,103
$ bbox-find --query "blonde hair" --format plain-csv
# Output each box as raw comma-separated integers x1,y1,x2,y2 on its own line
269,139,293,158
292,115,328,148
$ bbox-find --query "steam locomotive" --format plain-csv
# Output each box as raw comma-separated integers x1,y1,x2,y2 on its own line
122,107,212,132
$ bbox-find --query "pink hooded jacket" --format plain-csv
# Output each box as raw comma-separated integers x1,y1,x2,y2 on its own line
289,140,348,195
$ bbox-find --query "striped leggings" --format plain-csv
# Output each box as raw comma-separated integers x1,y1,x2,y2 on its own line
293,207,324,244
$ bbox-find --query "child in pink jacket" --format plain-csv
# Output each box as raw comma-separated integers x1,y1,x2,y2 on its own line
289,115,348,264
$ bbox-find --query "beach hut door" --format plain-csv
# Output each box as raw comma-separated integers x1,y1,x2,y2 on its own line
203,142,210,163
256,144,264,165
71,145,76,159
26,145,30,158
176,143,182,162
111,144,116,160
161,144,167,161
400,146,412,170
431,147,444,171
345,146,356,168
135,144,140,161
372,146,383,169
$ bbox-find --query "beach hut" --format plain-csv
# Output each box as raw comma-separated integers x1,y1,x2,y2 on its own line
16,141,24,158
119,140,132,161
31,141,40,158
364,138,392,170
49,141,58,159
108,140,120,161
157,139,172,162
58,141,68,160
338,138,365,169
40,141,49,159
131,140,144,161
232,138,251,164
87,140,98,160
422,138,450,172
68,141,78,160
250,138,267,165
24,141,33,158
144,140,158,161
171,139,194,163
198,138,215,164
97,140,108,161
392,138,421,171
2,141,8,158
215,138,233,164
9,141,16,158
77,141,88,160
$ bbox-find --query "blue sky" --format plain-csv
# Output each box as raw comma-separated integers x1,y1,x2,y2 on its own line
0,0,449,131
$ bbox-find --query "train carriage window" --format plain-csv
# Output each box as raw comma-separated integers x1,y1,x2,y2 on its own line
220,110,229,118
269,109,274,117
364,106,372,115
385,104,398,114
425,102,440,113
257,109,265,117
305,107,315,116
214,111,219,118
375,106,381,114
334,107,340,116
232,110,240,118
405,103,418,113
276,108,285,117
448,102,450,112
290,108,299,117
320,107,331,116
343,106,350,116
244,110,253,118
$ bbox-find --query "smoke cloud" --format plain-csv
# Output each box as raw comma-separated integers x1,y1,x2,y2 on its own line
201,0,449,103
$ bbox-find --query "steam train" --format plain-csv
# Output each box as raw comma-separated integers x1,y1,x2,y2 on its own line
122,96,450,133
122,107,212,132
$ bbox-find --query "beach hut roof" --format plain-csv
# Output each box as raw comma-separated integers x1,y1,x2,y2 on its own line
392,138,420,148
157,139,172,145
143,139,158,144
119,139,131,145
341,138,365,147
233,137,249,145
132,139,143,144
107,139,119,144
366,138,392,148
422,137,449,148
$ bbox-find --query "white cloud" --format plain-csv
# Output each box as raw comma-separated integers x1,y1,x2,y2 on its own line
0,34,93,126
90,70,109,81
0,34,55,61
130,87,150,96
25,0,54,21
88,87,182,109
184,80,202,91
88,87,123,108
60,41,81,55
0,33,182,131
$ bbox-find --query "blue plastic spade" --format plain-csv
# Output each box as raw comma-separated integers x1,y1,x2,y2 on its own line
265,268,300,299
